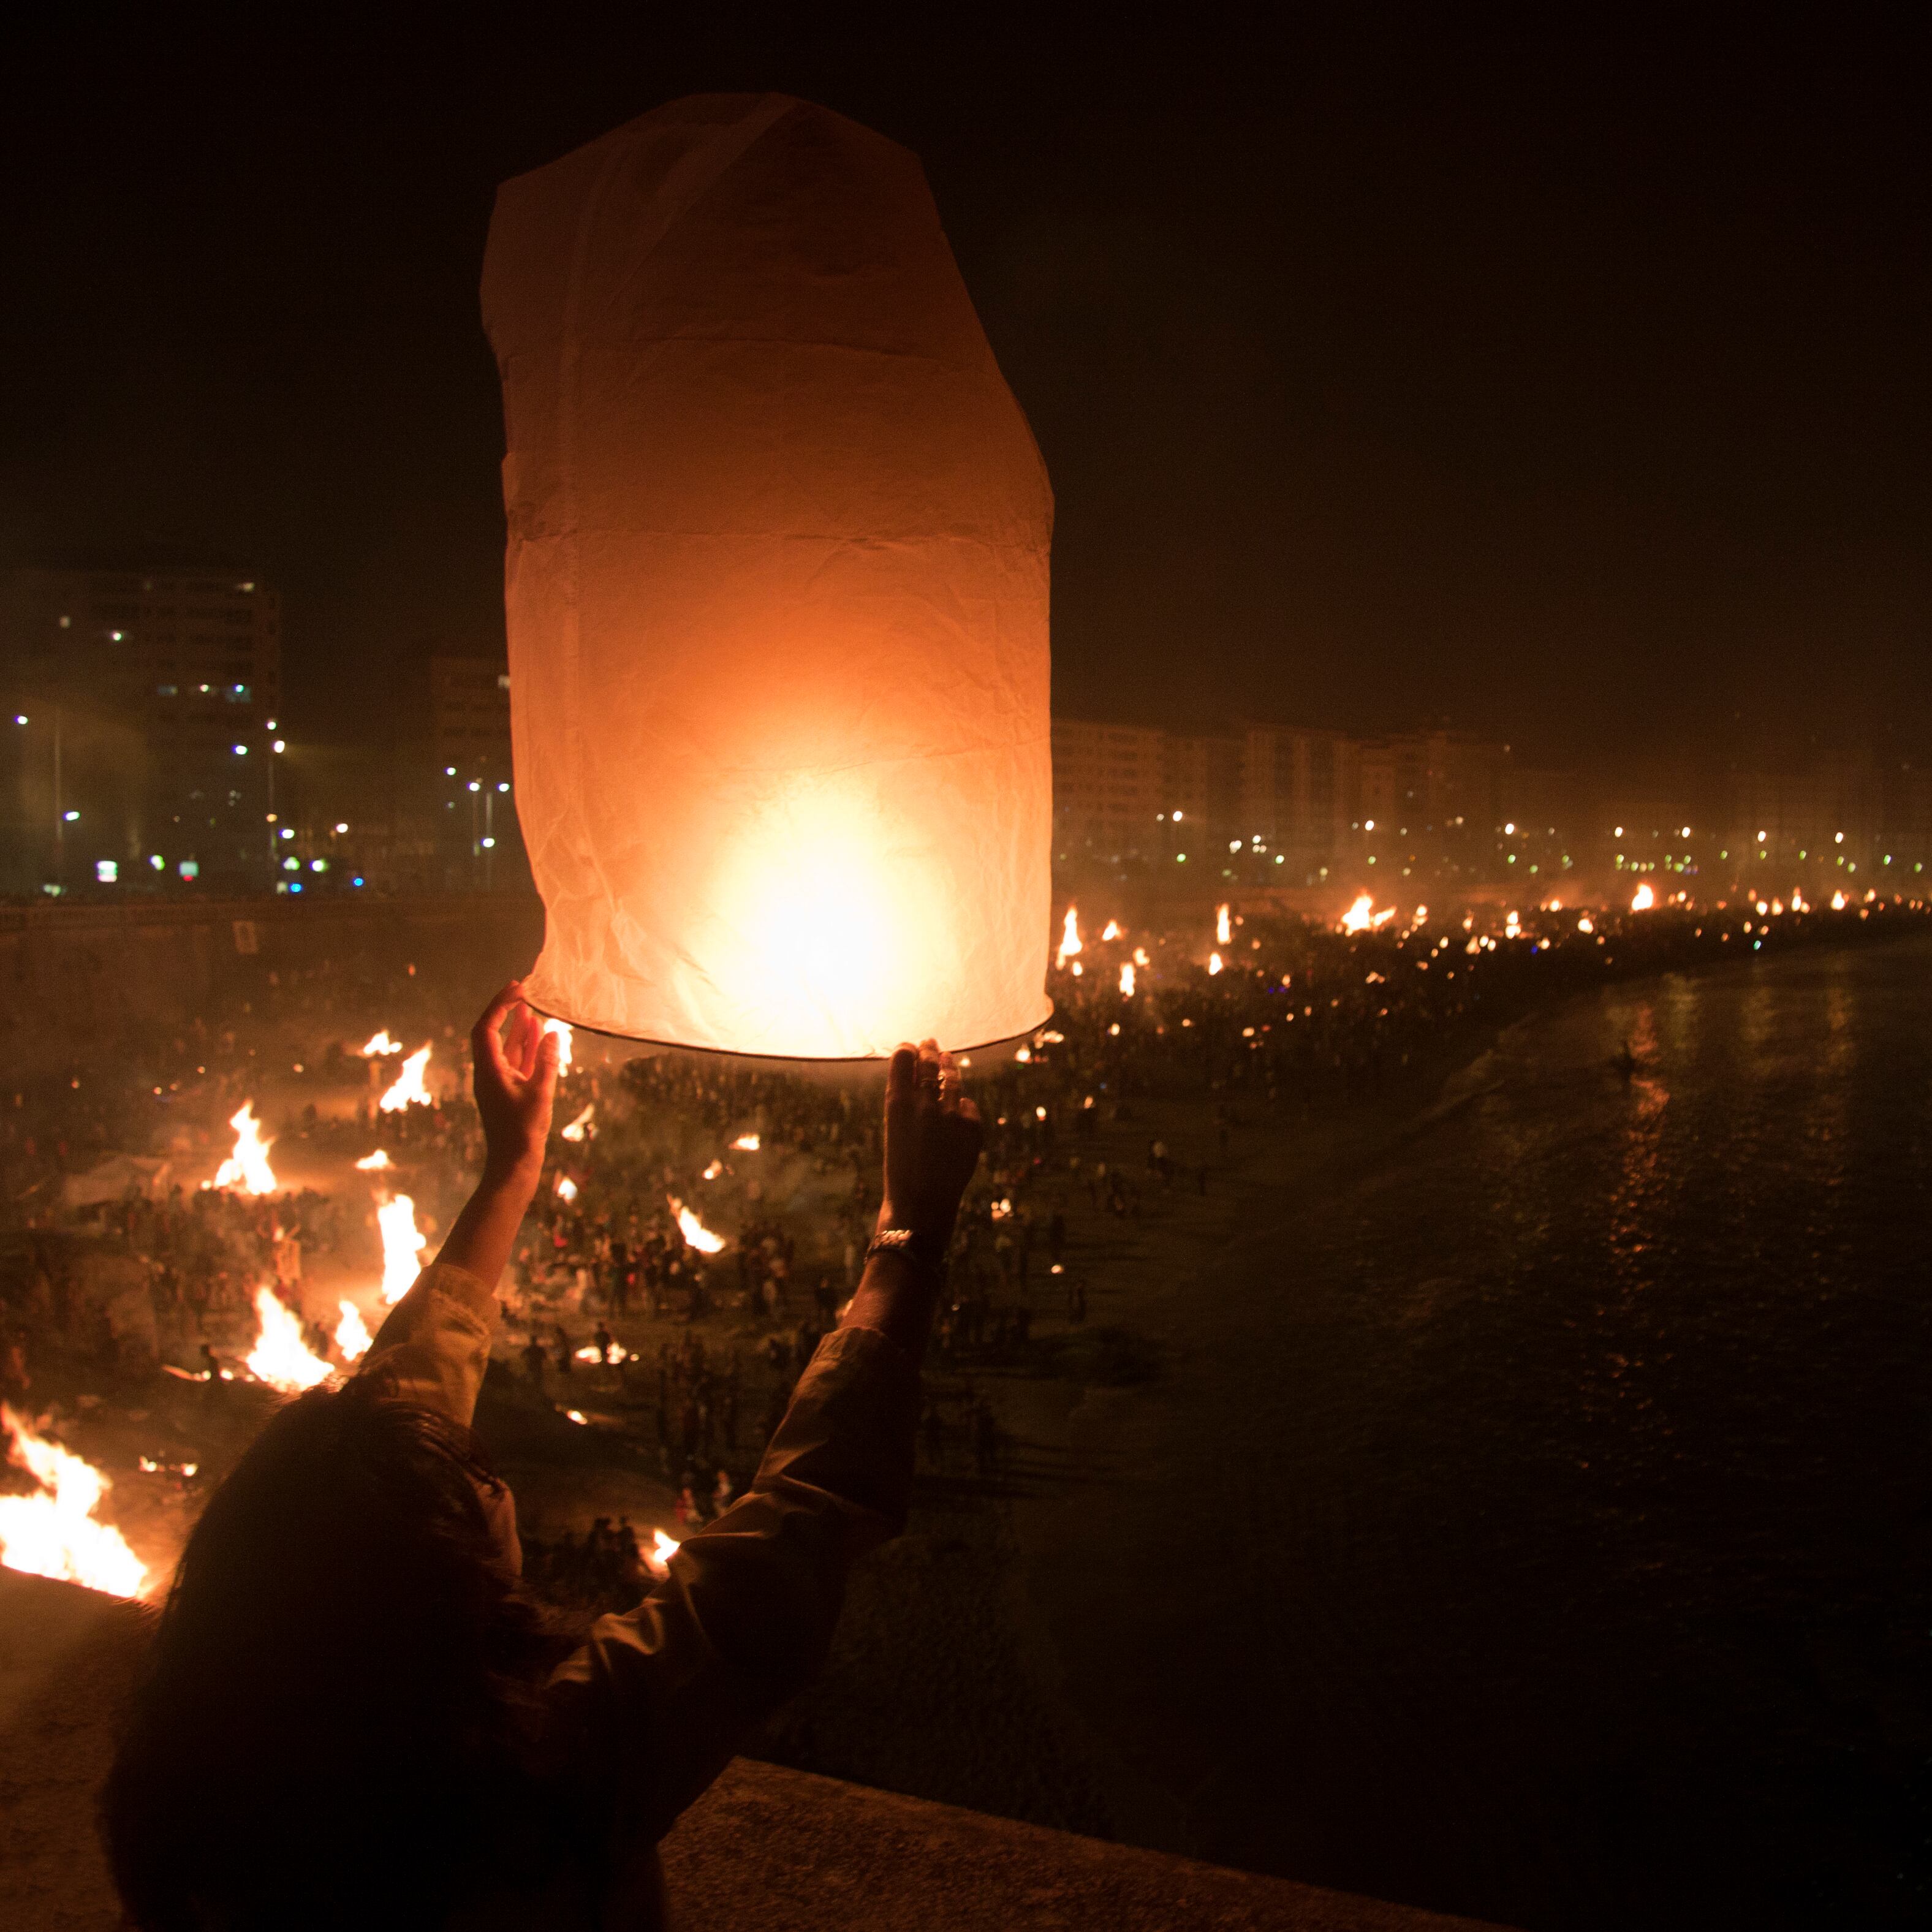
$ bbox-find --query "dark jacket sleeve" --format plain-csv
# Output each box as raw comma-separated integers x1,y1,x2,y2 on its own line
540,1322,920,1842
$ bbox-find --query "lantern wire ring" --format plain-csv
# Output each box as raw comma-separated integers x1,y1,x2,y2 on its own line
520,999,1057,1068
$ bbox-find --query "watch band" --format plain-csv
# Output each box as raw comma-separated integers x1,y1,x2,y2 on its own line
866,1226,949,1272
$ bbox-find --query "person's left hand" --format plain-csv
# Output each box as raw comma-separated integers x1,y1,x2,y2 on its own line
471,980,559,1184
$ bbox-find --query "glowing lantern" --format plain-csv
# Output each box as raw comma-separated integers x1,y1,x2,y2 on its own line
483,94,1052,1059
1215,903,1232,945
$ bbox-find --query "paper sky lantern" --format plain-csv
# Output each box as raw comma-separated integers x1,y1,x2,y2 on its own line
482,94,1053,1059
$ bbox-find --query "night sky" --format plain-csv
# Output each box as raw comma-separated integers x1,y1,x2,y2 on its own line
4,9,1926,770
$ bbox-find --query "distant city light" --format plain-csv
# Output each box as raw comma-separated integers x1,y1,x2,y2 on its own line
280,828,294,840
63,809,79,822
311,859,328,872
467,780,480,793
179,860,199,881
265,719,277,730
272,738,286,752
289,881,303,893
148,854,164,871
351,876,365,887
12,714,25,725
283,857,300,871
95,860,118,883
445,766,456,777
480,836,496,849
333,822,348,833
496,782,509,794
233,744,248,756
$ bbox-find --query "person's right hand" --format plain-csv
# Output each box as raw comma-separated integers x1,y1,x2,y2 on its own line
470,980,560,1186
880,1039,983,1240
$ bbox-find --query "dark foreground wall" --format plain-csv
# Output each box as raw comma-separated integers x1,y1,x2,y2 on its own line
0,1569,1513,1932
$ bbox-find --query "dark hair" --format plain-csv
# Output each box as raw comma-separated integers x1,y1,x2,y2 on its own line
102,1383,578,1931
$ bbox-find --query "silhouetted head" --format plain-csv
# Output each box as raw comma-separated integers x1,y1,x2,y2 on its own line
102,1382,572,1931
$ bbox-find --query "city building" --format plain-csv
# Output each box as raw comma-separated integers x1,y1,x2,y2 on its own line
1050,718,1166,855
0,567,282,890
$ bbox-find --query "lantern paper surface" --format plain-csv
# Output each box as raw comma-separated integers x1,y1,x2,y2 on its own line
483,94,1053,1059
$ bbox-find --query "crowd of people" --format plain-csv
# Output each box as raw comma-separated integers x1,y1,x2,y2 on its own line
1,888,1923,1597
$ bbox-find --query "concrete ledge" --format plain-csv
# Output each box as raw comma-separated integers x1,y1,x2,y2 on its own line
665,1759,1509,1931
0,1569,1510,1931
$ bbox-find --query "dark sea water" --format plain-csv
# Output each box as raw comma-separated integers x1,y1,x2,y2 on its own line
1018,938,1932,1930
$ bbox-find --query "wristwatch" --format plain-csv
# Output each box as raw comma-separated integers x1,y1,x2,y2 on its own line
866,1226,949,1273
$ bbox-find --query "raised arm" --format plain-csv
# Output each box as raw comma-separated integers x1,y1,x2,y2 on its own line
355,982,558,1427
433,980,560,1290
544,1037,983,1842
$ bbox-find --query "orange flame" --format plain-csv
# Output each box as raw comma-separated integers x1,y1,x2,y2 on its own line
1119,961,1136,996
379,1044,432,1112
360,1029,402,1056
378,1194,426,1303
335,1298,373,1365
212,1100,278,1196
644,1528,681,1580
560,1103,595,1143
701,1158,723,1180
731,1132,760,1151
1207,952,1224,975
1216,903,1232,945
353,1148,392,1171
244,1286,333,1393
1099,919,1122,942
0,1405,148,1598
669,1197,727,1254
1341,894,1376,934
1055,906,1083,969
1631,883,1656,912
542,1018,574,1074
555,1175,579,1203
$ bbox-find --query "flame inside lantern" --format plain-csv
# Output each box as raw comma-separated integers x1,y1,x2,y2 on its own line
361,1029,402,1056
335,1298,373,1365
354,1149,393,1172
1055,906,1083,970
212,1100,278,1197
378,1194,427,1303
244,1286,333,1394
731,1132,760,1151
644,1528,681,1581
1119,962,1136,996
0,1404,148,1598
1216,903,1232,945
379,1045,433,1113
1631,883,1656,912
669,1197,727,1254
542,1018,574,1074
560,1103,594,1143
